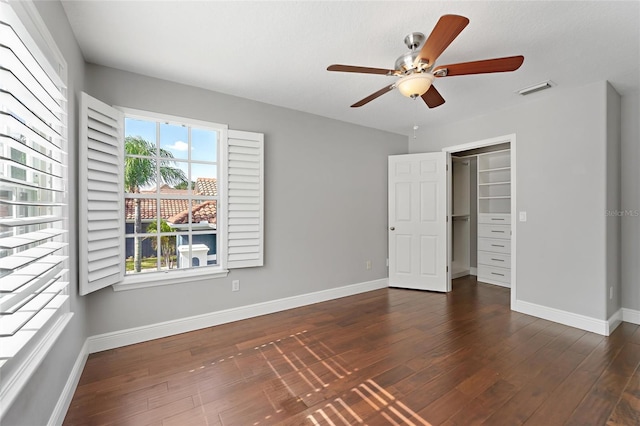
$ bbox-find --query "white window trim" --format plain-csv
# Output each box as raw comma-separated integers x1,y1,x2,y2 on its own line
116,107,229,290
112,267,229,291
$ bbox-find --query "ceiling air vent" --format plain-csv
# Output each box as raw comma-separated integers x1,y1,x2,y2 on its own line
517,81,553,96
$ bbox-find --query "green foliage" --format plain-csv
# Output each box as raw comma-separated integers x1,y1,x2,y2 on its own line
174,180,196,190
124,136,187,193
146,219,177,269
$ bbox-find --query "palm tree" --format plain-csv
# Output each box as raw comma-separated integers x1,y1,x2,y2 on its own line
125,136,186,272
174,180,195,190
146,219,176,269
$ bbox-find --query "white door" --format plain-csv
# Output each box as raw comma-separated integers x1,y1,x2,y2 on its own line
388,152,448,292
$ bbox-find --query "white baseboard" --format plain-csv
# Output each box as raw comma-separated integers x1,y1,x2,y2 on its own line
608,309,623,335
87,278,388,354
48,340,89,426
622,307,640,325
451,270,470,279
513,299,612,336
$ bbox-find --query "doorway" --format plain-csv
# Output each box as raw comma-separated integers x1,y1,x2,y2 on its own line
388,134,517,308
443,134,516,308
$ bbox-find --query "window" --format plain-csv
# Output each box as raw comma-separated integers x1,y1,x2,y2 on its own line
123,114,221,276
0,0,71,411
80,97,264,293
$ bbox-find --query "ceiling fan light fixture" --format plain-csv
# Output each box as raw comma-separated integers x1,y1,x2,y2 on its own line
397,73,435,97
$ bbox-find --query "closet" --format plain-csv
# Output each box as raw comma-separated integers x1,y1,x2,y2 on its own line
451,145,512,288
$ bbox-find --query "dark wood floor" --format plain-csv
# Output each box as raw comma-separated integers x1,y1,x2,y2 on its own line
64,276,640,425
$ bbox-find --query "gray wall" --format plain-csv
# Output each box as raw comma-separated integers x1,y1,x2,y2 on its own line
621,89,640,312
84,64,407,336
410,81,612,321
606,83,622,318
3,2,88,425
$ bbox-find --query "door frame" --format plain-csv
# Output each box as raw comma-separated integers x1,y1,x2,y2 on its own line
442,133,517,309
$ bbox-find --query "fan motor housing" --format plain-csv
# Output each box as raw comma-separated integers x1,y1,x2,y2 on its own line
396,32,432,73
395,51,433,73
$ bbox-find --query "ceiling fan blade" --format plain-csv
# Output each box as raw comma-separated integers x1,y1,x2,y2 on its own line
421,85,445,108
351,84,395,107
434,55,525,77
416,15,469,67
327,64,396,75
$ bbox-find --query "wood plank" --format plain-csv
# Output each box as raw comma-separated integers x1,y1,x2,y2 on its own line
62,277,640,425
607,364,640,425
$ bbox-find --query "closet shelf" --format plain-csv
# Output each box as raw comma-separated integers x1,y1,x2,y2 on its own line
478,181,510,186
479,166,511,173
479,196,511,200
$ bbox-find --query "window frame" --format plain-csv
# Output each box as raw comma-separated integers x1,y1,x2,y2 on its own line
114,107,229,291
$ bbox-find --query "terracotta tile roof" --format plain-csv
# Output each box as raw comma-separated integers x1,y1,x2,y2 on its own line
168,201,217,226
124,179,218,225
125,198,190,220
195,178,217,196
153,184,190,195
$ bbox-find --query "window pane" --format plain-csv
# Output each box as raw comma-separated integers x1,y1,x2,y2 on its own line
125,236,159,274
190,199,217,232
169,160,189,192
124,196,156,226
144,218,178,271
192,231,217,266
160,123,189,160
160,197,189,229
191,128,217,162
125,118,156,144
124,153,158,193
191,164,217,196
175,233,216,268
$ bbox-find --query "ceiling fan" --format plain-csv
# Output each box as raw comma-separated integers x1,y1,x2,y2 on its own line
327,15,524,109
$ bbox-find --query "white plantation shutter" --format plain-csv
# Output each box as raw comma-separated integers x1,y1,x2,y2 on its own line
79,92,124,294
0,0,71,409
226,130,264,268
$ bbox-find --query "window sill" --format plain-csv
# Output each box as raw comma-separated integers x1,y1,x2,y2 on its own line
112,267,229,292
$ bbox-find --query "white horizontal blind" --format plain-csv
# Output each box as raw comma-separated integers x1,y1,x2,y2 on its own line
0,0,69,377
226,130,264,268
79,92,124,295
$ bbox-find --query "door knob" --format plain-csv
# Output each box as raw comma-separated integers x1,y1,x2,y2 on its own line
389,227,395,231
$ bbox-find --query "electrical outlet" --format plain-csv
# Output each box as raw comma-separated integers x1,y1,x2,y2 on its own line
232,280,240,292
366,260,372,270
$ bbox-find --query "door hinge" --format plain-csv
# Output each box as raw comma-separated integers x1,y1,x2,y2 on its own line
446,266,449,272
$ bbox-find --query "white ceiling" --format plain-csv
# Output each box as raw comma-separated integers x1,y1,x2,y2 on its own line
61,1,640,136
